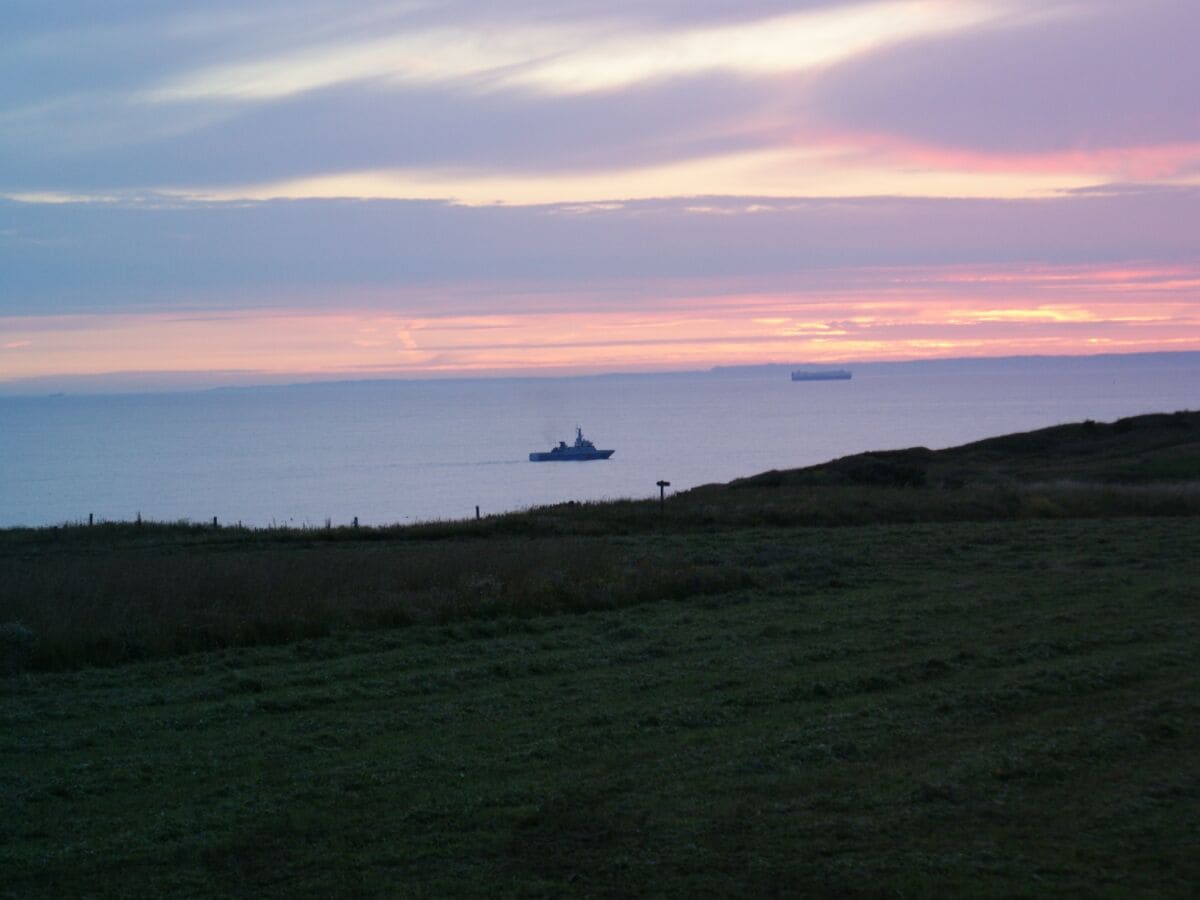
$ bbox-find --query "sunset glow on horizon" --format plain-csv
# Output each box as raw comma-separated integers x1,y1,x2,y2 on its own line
2,0,1198,390
4,261,1196,387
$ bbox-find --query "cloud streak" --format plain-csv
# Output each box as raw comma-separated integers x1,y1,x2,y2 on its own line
138,1,999,103
5,191,1197,314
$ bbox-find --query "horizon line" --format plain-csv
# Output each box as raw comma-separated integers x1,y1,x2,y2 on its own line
2,348,1198,400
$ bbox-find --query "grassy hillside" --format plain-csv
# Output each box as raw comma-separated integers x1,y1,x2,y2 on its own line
3,412,1199,895
731,409,1200,488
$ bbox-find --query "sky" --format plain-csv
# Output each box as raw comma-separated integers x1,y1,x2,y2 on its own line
1,0,1198,390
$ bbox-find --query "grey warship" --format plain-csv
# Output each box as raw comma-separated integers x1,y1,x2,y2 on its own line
529,427,615,461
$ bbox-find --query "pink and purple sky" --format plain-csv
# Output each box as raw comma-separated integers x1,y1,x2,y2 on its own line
1,0,1198,390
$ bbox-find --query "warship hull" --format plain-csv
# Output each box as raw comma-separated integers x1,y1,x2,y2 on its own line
529,448,614,461
530,426,614,461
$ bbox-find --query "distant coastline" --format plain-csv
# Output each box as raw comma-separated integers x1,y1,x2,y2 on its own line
707,349,1200,378
3,349,1199,399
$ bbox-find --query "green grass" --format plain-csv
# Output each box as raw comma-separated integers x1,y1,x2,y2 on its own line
3,517,1198,896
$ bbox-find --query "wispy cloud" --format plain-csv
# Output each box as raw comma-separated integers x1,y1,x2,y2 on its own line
179,146,1109,205
144,1,1005,103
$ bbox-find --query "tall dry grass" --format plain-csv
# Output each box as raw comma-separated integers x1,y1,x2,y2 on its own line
4,479,1198,671
0,533,756,671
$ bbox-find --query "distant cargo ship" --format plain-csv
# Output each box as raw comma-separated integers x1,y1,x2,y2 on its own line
529,427,614,461
791,369,852,381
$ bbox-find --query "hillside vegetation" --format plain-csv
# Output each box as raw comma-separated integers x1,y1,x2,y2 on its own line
2,411,1198,896
730,409,1200,488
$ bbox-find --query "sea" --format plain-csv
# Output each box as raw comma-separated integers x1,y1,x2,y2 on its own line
2,353,1197,529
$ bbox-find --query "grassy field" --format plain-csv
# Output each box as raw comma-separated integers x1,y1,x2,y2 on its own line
2,413,1198,896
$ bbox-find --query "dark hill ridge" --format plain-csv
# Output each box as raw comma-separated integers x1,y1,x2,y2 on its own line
730,410,1200,489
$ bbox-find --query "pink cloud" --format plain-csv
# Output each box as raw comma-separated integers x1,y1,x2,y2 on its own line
808,0,1200,158
788,124,1200,182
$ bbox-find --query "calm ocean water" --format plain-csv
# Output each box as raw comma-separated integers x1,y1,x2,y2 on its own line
2,354,1197,528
